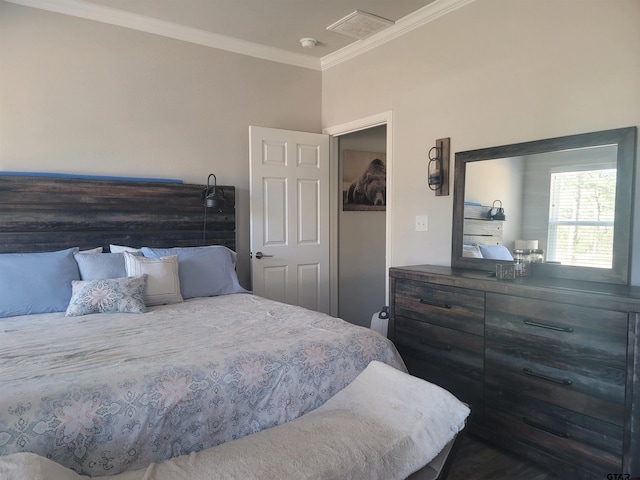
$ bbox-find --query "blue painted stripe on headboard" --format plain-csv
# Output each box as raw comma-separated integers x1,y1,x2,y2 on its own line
0,171,183,183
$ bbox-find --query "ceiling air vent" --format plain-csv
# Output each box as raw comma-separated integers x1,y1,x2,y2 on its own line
326,10,394,40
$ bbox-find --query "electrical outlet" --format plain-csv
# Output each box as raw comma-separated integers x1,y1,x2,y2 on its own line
415,215,428,231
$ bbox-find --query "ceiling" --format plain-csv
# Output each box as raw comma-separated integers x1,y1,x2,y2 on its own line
81,0,437,56
6,0,472,69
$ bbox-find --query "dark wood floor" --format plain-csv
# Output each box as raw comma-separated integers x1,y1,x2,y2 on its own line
445,433,560,480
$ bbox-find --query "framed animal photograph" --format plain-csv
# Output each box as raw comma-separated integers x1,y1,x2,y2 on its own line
342,150,386,211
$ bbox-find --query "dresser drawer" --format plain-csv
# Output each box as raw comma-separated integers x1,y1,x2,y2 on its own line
484,388,623,477
395,315,484,418
401,348,484,420
486,293,628,359
393,279,484,335
395,315,484,381
485,292,627,425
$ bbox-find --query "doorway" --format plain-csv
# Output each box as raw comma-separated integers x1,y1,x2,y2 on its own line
336,126,387,327
248,112,392,322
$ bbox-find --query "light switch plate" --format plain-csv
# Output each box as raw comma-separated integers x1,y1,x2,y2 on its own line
415,215,428,231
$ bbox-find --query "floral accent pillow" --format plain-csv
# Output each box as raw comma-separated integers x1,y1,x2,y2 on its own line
65,275,147,317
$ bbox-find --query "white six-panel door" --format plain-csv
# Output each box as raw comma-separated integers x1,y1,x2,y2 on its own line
249,126,330,313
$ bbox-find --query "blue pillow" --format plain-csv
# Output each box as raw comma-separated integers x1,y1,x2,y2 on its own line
478,244,514,261
141,245,248,299
0,247,80,318
74,252,129,280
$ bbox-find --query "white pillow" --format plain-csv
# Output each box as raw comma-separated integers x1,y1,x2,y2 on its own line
110,244,141,253
79,247,103,254
462,244,483,258
124,252,183,306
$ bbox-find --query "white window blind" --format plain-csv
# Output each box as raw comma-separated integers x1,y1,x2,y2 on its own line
547,168,616,268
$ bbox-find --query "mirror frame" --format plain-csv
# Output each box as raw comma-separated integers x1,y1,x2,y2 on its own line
451,126,637,285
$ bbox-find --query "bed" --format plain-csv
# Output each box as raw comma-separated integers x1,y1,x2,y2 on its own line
0,292,405,476
0,174,466,479
1,361,469,480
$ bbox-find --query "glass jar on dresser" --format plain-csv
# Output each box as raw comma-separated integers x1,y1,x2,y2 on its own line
389,265,640,480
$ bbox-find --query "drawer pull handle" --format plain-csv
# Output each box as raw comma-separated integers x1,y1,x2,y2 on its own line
418,338,452,351
523,319,574,333
419,299,452,309
523,368,572,386
523,417,570,438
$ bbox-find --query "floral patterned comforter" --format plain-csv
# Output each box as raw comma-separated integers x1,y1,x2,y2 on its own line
0,294,405,476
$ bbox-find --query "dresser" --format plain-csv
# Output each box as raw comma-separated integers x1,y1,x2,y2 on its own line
389,265,639,479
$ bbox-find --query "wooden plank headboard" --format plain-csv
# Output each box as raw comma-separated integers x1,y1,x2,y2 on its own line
463,204,503,245
0,175,236,253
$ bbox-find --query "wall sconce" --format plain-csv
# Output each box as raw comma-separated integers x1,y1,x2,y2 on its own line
201,173,226,245
201,173,226,211
428,147,442,189
428,137,450,196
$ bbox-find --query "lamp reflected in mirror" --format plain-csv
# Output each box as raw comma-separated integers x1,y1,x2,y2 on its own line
489,200,505,221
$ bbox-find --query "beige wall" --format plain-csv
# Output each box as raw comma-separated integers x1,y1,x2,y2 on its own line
0,1,322,287
322,0,640,282
2,0,640,289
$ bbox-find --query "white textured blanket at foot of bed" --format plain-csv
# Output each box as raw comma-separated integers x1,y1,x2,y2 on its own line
0,361,469,480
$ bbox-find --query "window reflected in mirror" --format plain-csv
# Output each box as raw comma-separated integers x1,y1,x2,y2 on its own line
547,161,615,268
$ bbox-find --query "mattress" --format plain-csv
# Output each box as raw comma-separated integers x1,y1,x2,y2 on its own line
0,293,405,476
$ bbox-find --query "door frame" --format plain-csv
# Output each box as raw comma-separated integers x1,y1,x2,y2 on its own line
323,111,393,317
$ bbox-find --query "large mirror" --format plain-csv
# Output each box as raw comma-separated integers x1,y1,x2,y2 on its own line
451,127,637,284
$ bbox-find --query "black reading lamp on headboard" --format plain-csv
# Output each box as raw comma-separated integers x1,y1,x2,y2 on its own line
201,173,226,244
201,173,226,211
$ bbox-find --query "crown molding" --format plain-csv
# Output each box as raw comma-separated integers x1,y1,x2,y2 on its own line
5,0,475,71
4,0,322,70
320,0,476,70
